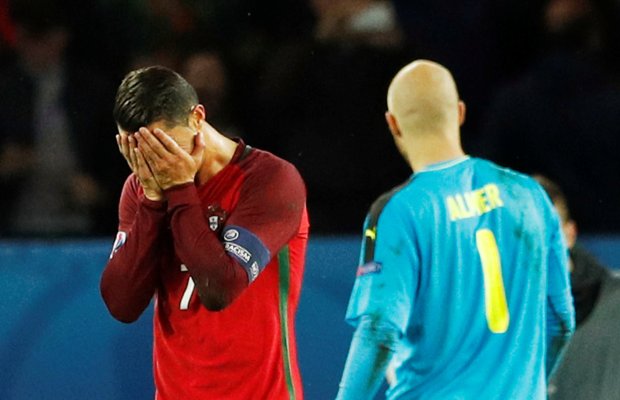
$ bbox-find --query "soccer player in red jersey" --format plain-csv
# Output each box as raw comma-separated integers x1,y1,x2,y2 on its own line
100,66,309,400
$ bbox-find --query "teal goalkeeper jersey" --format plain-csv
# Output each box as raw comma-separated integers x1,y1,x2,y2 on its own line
345,156,575,399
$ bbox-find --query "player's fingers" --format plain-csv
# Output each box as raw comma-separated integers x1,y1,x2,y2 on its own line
136,127,168,159
129,137,142,165
128,140,139,171
135,131,163,168
116,134,131,167
117,133,130,160
152,128,187,157
136,136,163,174
127,134,140,170
117,133,135,171
133,147,153,181
136,144,161,170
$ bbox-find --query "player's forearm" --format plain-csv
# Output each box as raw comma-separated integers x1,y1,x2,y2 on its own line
165,184,248,311
336,318,399,400
100,199,166,323
545,294,576,379
546,330,573,379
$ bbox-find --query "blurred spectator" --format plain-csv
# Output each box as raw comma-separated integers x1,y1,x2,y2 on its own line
120,0,198,72
311,0,402,48
534,174,610,326
0,0,16,68
0,0,121,237
478,0,620,232
180,50,241,138
249,0,411,233
535,174,620,400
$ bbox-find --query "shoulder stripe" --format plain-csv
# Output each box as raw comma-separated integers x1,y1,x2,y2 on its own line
363,180,410,263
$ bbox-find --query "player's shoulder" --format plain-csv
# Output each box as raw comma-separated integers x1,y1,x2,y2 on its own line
237,143,305,190
472,157,544,192
473,158,554,218
366,180,412,227
245,145,298,172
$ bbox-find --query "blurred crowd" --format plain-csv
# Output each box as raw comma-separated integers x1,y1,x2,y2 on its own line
0,0,619,237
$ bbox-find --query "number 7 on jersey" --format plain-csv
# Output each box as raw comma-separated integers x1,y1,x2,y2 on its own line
180,264,195,310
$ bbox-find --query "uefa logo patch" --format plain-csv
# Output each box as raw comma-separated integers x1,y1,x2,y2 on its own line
356,261,383,276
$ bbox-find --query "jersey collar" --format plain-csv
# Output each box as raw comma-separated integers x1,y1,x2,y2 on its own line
416,156,471,174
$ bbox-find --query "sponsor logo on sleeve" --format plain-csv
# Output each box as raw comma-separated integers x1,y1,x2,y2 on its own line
109,231,127,259
224,242,252,263
221,225,270,284
356,261,382,276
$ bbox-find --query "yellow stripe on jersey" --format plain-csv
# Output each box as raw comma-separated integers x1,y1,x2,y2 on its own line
476,229,510,334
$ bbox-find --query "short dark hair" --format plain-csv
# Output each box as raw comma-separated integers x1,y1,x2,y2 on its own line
113,66,198,133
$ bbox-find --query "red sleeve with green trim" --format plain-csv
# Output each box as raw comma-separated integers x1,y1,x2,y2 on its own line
164,154,307,310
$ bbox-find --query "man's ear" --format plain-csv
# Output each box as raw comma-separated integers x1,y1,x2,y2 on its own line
190,104,207,130
385,111,401,139
458,101,466,127
563,219,578,249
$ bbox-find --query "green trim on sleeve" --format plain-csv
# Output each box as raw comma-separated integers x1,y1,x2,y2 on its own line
278,245,297,399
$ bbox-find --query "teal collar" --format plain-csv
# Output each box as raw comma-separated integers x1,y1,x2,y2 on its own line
416,156,471,174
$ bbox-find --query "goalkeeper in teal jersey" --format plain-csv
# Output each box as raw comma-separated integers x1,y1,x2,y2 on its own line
336,60,575,400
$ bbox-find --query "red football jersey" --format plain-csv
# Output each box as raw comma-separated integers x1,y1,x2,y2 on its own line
101,141,309,399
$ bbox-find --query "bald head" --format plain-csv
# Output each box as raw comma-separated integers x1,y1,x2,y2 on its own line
387,60,461,137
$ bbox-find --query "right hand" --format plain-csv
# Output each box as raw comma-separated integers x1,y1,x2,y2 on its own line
116,132,163,201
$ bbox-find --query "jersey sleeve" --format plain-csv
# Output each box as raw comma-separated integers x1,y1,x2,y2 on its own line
345,194,418,335
100,175,166,323
165,156,306,310
224,158,306,280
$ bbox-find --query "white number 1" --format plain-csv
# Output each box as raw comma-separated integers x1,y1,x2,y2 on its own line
180,264,195,310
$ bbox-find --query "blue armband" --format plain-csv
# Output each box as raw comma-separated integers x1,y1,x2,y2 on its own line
221,225,271,283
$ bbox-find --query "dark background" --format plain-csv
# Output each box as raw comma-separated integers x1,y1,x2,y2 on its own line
1,0,619,237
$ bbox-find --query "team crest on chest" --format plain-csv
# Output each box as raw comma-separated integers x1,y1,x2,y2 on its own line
206,204,227,232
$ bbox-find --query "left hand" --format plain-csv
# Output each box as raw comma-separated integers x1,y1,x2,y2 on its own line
134,127,205,190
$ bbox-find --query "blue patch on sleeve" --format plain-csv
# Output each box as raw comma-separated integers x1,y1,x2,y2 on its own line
221,225,271,283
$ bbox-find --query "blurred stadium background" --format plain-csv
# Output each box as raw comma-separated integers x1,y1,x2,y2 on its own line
1,0,619,399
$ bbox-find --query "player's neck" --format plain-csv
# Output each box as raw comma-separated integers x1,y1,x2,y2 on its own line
195,123,238,185
406,134,465,173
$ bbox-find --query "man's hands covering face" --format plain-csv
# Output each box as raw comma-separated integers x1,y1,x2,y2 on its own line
116,127,205,201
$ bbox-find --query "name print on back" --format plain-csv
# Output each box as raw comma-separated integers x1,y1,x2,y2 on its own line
446,183,504,221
